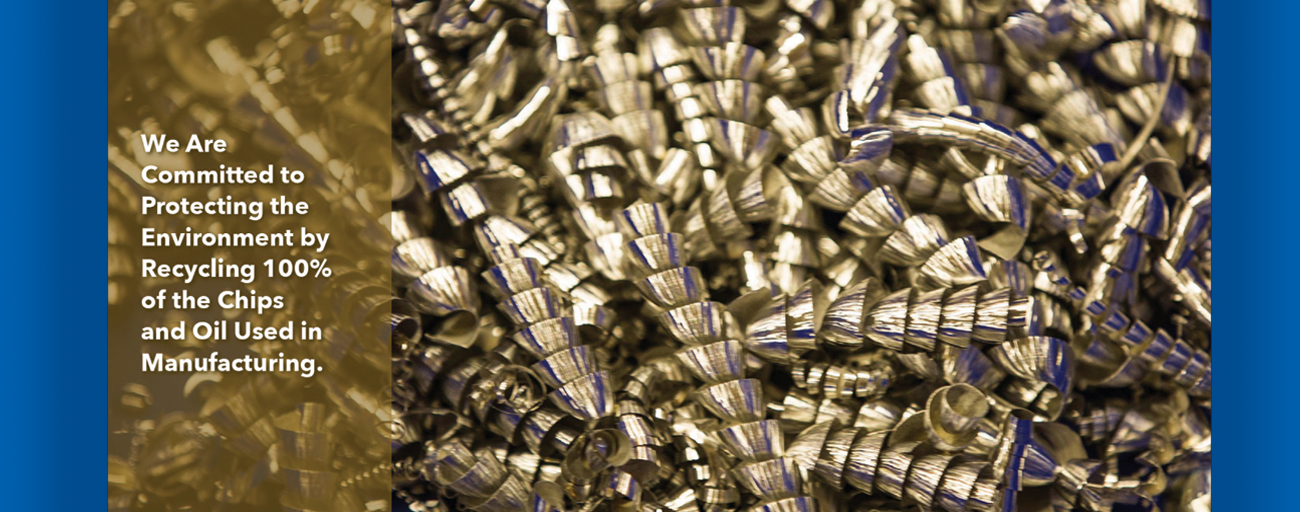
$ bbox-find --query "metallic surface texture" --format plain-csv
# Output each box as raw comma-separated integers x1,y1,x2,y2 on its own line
387,0,1210,511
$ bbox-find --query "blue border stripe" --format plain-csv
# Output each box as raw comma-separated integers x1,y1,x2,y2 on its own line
0,4,106,507
1216,1,1291,509
0,1,1278,507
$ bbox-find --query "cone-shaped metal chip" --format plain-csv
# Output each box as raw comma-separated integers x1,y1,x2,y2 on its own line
636,267,708,308
865,288,912,351
963,175,1029,230
973,288,1012,344
659,301,730,345
822,90,862,140
731,457,803,501
902,34,954,83
1096,229,1147,273
705,181,753,240
518,406,573,454
596,81,655,116
439,181,492,225
842,186,911,237
728,165,780,222
549,111,619,152
613,110,669,160
692,43,766,81
989,409,1034,495
1061,143,1119,202
695,80,769,124
786,420,834,471
935,460,987,512
532,346,598,388
550,370,615,420
393,237,454,282
743,294,794,363
1041,90,1122,150
776,391,820,431
855,400,903,431
914,76,970,111
906,452,958,510
814,426,859,488
1112,171,1171,239
639,28,691,73
498,286,564,325
781,136,841,184
787,279,825,354
903,288,945,351
694,379,765,423
676,339,746,384
788,0,834,29
716,419,785,462
838,122,894,167
624,233,686,279
481,257,545,299
708,118,782,171
474,214,538,252
1092,40,1165,87
1153,0,1210,20
874,441,920,499
937,285,979,348
773,181,822,230
990,337,1075,419
659,486,702,512
586,51,639,86
1006,296,1044,339
570,152,629,184
896,351,943,381
384,210,424,245
810,166,874,212
837,38,900,111
448,453,511,499
767,96,820,145
586,232,629,281
604,469,641,504
417,148,477,193
880,214,951,267
513,317,579,360
408,266,480,316
755,260,801,296
820,278,885,349
433,443,500,494
680,198,724,260
842,430,888,494
679,6,746,46
649,147,701,206
617,202,670,238
917,236,988,289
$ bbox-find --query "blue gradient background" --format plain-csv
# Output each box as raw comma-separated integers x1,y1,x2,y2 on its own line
1214,0,1288,510
0,3,106,507
0,0,1280,508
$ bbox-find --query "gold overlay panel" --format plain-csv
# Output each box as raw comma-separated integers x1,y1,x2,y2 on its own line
109,1,392,510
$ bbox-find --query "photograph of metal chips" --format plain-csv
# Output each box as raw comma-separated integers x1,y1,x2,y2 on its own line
390,1,1209,512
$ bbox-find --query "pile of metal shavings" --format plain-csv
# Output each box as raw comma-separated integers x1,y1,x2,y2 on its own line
109,1,400,511
392,0,1210,512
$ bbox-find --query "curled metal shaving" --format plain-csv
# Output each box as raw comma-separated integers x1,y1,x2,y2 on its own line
391,1,1210,512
